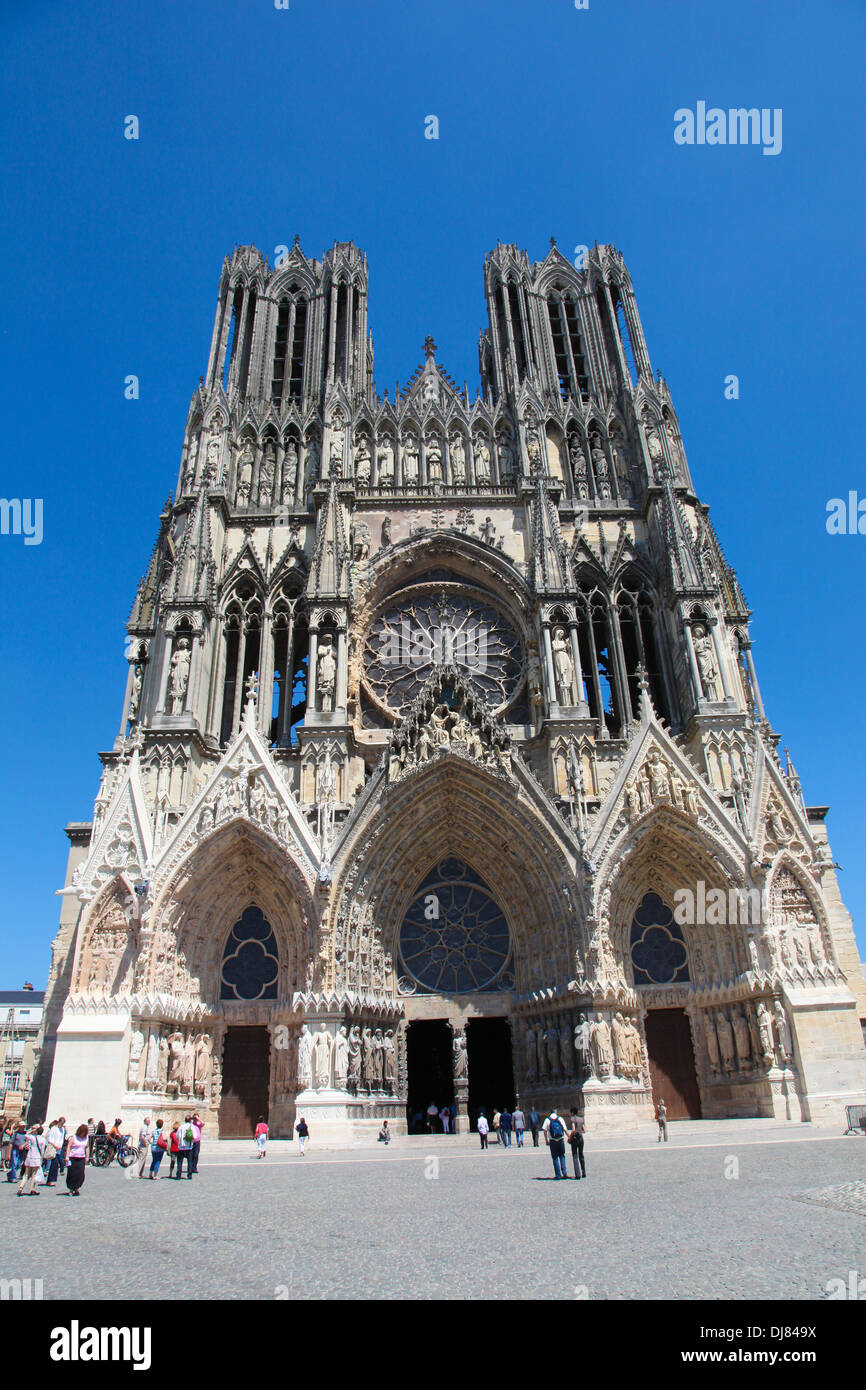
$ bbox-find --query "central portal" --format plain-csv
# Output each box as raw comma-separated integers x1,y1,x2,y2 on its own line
219,1025,270,1137
406,1020,454,1132
467,1018,514,1132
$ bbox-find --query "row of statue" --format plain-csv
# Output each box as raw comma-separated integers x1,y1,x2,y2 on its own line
289,1022,399,1093
197,764,293,844
699,998,792,1077
521,1010,645,1085
625,748,701,821
388,687,513,781
334,901,393,995
351,427,519,488
127,1024,214,1100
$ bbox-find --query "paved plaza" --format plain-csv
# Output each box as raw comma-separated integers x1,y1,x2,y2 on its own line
2,1120,864,1300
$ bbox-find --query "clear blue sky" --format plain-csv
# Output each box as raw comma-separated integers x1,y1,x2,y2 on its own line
1,0,864,985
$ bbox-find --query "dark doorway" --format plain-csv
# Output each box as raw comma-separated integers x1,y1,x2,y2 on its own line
219,1026,271,1137
467,1018,514,1132
644,1008,702,1119
406,1021,454,1133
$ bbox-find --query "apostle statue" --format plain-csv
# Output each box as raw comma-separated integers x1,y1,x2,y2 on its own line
347,1024,362,1090
573,1014,592,1076
453,1030,468,1080
589,1013,613,1078
317,634,337,713
297,1023,313,1090
333,1025,349,1089
312,1023,332,1090
693,625,719,700
169,639,191,714
194,1034,213,1098
551,626,577,705
383,1029,397,1090
773,1000,793,1063
715,1011,736,1071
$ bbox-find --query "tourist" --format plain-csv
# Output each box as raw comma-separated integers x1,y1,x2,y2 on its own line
477,1111,490,1150
65,1124,88,1197
439,1104,450,1134
512,1104,526,1147
500,1107,513,1148
296,1116,309,1155
449,1103,457,1133
543,1110,568,1180
149,1119,168,1178
656,1097,668,1143
255,1116,269,1158
86,1118,96,1163
17,1125,45,1196
378,1121,391,1145
177,1114,195,1177
43,1118,65,1186
190,1113,203,1174
492,1108,501,1144
0,1118,13,1170
528,1106,541,1148
568,1109,586,1179
57,1117,69,1176
8,1123,28,1182
136,1117,153,1178
168,1122,180,1177
426,1100,439,1133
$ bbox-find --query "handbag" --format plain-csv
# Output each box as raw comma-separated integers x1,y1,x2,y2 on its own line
43,1142,57,1161
156,1134,168,1150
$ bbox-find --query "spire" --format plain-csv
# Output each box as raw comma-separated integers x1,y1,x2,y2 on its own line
307,476,350,600
167,465,216,606
529,474,571,593
656,469,706,595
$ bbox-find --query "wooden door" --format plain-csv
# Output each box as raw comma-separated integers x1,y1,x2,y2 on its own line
644,1008,701,1120
218,1026,271,1138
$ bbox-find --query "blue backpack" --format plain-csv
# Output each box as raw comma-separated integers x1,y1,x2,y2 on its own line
549,1117,564,1141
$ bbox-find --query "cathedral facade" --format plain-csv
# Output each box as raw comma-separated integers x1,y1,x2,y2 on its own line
38,239,866,1137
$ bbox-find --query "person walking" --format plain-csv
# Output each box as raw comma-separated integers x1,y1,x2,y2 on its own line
500,1107,513,1149
477,1111,490,1150
568,1110,586,1179
176,1115,195,1177
542,1110,568,1180
255,1117,269,1158
57,1117,69,1178
190,1114,203,1175
43,1119,64,1186
167,1122,180,1177
8,1123,28,1182
65,1125,88,1197
512,1105,526,1147
656,1098,668,1143
439,1105,451,1134
426,1101,439,1134
149,1119,168,1178
528,1107,541,1148
296,1116,309,1155
17,1126,45,1196
136,1117,153,1178
86,1118,96,1164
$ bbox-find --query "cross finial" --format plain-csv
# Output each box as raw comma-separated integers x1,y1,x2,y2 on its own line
550,235,557,247
423,336,437,358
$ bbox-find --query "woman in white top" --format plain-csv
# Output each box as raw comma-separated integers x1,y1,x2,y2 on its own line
17,1127,45,1196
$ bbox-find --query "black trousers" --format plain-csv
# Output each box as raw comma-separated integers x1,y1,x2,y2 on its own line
190,1141,200,1174
176,1150,191,1177
479,1133,488,1149
570,1135,586,1178
530,1126,539,1147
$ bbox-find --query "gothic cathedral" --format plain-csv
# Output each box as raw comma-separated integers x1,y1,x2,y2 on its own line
37,239,866,1137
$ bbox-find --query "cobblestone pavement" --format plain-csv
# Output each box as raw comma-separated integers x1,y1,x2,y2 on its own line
1,1122,864,1300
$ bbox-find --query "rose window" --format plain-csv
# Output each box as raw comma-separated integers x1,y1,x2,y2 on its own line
399,858,513,994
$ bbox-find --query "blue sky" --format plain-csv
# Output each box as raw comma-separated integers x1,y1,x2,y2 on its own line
1,0,864,984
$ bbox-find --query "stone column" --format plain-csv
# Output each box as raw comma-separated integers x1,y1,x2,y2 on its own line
257,613,274,738
567,620,585,707
336,628,348,713
307,627,319,711
683,621,704,706
742,641,766,719
542,622,558,712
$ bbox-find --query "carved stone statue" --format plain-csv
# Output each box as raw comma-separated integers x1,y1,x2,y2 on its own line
361,1027,375,1089
312,1023,332,1089
158,1034,169,1090
693,625,719,700
402,433,419,483
570,439,589,499
182,1035,196,1094
715,1011,736,1071
450,435,466,484
167,1031,185,1092
128,1028,145,1089
591,437,611,498
524,1023,538,1081
755,1001,776,1065
551,626,577,704
331,1025,349,1089
474,436,491,483
773,1000,793,1062
297,1023,313,1090
258,441,276,506
611,1012,630,1077
731,1008,752,1070
703,1013,721,1075
590,1012,613,1077
380,515,392,548
544,1023,559,1078
281,440,298,501
194,1034,213,1097
354,436,372,484
383,1029,397,1089
347,1024,362,1088
169,639,191,714
317,634,337,712
558,1024,572,1077
453,1030,468,1080
426,435,443,481
236,441,253,505
144,1029,160,1088
377,438,394,485
573,1014,591,1075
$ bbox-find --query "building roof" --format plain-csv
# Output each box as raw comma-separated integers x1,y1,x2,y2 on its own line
0,992,45,1005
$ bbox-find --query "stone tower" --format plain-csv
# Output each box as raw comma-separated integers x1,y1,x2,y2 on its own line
37,239,866,1137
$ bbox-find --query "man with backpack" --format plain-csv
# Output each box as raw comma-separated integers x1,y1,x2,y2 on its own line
176,1114,195,1178
542,1109,568,1179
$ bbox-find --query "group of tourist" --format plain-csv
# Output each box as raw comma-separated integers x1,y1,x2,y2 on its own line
475,1106,587,1179
1,1111,206,1196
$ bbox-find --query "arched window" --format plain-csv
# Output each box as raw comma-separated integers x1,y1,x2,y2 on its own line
219,583,263,745
576,580,624,736
547,289,589,400
630,893,690,985
617,573,670,724
220,905,279,1001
